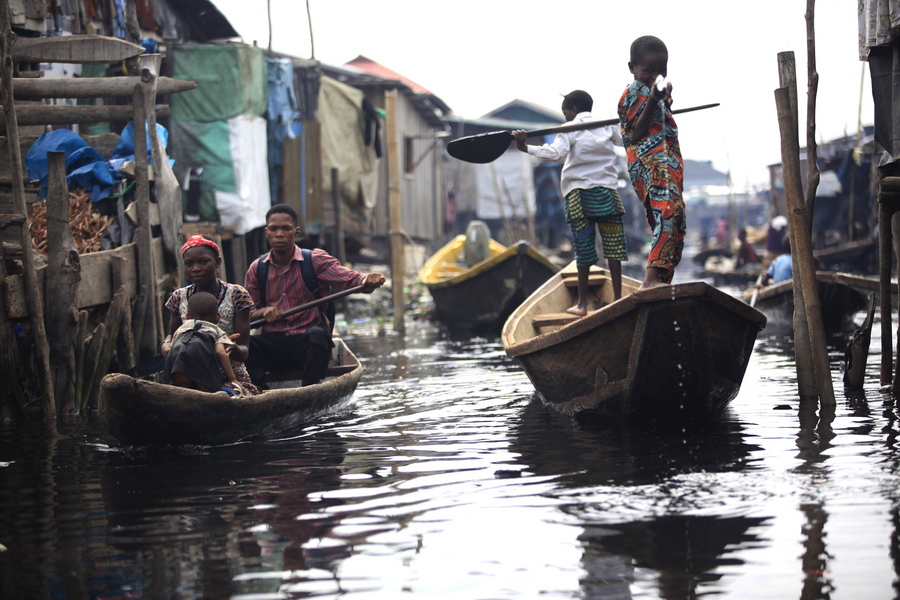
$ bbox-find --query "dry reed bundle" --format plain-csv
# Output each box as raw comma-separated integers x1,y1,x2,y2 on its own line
29,187,114,257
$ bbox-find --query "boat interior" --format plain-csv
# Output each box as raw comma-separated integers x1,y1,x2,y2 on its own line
511,266,640,339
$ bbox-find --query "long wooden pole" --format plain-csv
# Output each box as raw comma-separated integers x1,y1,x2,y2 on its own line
385,90,405,334
0,2,55,417
775,86,834,404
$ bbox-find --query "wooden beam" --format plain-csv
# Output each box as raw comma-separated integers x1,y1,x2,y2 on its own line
3,243,138,317
11,76,197,99
0,104,170,127
12,34,144,64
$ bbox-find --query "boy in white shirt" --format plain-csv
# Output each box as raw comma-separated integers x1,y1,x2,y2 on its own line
513,90,628,315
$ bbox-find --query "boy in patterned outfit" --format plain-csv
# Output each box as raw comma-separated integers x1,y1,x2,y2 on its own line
513,90,628,316
618,35,685,289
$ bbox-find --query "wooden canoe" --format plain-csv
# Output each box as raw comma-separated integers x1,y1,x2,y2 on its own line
501,263,767,417
741,271,869,331
99,335,362,447
418,234,559,331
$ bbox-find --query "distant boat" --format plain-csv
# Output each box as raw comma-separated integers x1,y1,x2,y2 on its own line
502,263,767,418
742,271,871,331
418,233,559,331
99,335,362,446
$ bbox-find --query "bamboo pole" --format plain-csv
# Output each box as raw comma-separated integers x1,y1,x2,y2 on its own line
386,90,406,334
775,86,834,404
0,1,55,417
45,151,81,413
803,1,820,235
777,51,817,400
0,104,171,128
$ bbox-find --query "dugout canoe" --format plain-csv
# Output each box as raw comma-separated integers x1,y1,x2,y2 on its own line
501,263,767,418
741,271,869,331
418,234,559,331
99,335,362,446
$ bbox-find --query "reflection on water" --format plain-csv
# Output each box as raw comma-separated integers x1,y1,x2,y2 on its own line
1,296,900,598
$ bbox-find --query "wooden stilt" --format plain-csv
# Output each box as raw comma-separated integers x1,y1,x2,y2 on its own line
132,86,159,358
386,90,405,335
879,198,893,386
45,152,81,413
0,1,56,417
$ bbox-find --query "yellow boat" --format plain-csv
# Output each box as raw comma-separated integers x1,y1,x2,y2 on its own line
418,233,559,331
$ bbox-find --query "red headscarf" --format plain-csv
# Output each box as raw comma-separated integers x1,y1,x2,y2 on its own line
181,234,220,257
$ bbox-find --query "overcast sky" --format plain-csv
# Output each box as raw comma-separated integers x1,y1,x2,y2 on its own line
212,0,871,187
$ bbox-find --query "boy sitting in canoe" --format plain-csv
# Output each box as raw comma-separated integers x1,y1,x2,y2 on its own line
163,291,246,396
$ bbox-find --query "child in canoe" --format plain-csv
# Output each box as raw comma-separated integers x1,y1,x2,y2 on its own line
618,35,685,290
163,291,246,395
512,89,628,315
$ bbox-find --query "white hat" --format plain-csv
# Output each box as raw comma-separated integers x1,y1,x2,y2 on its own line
772,216,787,230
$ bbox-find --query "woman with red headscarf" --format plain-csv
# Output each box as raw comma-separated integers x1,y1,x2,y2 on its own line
159,234,260,395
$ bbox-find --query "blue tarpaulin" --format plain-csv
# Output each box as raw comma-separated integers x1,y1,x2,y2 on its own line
25,124,174,202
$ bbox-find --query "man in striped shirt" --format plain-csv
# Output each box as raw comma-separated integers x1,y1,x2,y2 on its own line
244,204,385,388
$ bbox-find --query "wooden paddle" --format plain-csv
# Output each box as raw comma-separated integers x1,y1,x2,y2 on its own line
126,284,368,378
447,102,720,164
749,270,767,307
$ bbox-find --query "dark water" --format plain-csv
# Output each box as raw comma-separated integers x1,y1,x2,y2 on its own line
2,282,900,598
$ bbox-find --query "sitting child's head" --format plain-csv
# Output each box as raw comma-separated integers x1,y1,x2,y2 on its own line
561,90,593,121
187,291,219,324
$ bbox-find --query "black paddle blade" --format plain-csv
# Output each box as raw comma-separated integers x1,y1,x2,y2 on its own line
447,130,514,164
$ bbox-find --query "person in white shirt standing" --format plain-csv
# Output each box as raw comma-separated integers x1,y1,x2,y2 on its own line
513,90,628,315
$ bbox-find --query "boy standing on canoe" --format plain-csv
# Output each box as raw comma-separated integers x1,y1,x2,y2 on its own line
618,35,685,290
163,291,246,395
244,204,385,388
512,90,628,315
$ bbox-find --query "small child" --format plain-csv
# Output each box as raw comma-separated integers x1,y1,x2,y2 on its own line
163,291,245,395
618,35,686,290
512,90,628,315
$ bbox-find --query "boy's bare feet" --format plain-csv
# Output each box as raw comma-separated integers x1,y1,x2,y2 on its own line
565,305,588,316
638,281,668,291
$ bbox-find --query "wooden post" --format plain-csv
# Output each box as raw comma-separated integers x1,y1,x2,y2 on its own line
386,90,406,334
86,255,128,408
132,85,159,358
331,167,346,264
0,2,56,417
141,54,182,274
775,86,835,404
880,199,893,386
45,152,81,413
